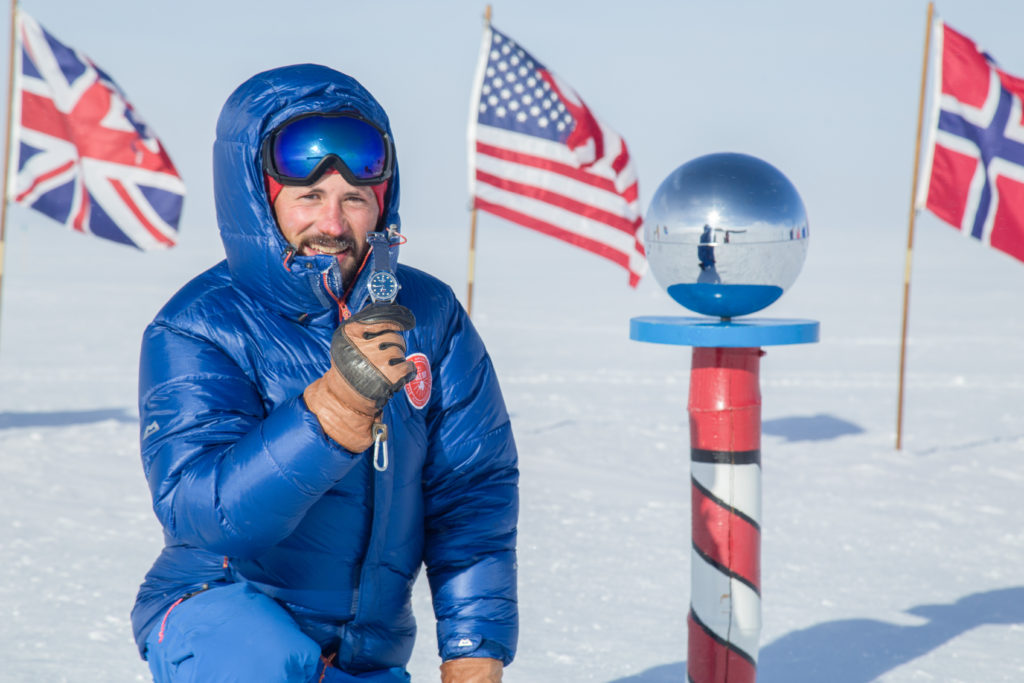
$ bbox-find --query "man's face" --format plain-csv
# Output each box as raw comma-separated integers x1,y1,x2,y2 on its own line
273,172,380,286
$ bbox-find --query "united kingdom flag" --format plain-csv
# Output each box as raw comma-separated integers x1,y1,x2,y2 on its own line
10,10,184,250
918,19,1024,264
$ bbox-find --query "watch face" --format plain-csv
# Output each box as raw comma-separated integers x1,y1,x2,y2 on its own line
368,271,399,302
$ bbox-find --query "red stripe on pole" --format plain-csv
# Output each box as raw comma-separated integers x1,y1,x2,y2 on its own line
688,347,762,453
691,481,761,592
687,611,757,683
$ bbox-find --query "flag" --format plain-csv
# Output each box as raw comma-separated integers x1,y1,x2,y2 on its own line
468,25,646,286
9,10,184,250
917,18,1024,263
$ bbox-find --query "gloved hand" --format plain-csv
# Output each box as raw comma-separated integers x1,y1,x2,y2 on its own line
440,657,503,683
304,303,416,451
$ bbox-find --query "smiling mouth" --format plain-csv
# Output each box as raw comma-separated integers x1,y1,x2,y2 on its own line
301,236,355,257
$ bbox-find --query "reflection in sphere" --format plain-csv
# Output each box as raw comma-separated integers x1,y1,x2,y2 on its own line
644,153,808,318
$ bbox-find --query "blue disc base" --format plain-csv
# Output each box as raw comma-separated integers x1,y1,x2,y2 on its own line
630,316,820,347
666,283,784,318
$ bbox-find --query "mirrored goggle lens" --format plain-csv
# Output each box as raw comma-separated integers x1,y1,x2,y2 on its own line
270,115,389,182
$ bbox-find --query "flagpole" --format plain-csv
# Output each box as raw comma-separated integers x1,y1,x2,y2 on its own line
467,205,478,317
466,4,492,319
896,1,934,451
0,0,18,349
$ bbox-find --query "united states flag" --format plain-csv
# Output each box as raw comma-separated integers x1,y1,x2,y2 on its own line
10,10,184,250
917,19,1024,264
468,25,645,286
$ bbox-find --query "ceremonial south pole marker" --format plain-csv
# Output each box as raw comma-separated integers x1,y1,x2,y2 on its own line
631,153,819,683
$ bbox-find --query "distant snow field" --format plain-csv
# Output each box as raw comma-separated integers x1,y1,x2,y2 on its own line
1,207,1023,682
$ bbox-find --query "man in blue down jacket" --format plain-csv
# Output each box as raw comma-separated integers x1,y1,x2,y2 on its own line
130,64,518,683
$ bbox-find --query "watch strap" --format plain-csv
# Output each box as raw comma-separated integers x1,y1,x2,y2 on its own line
367,231,391,274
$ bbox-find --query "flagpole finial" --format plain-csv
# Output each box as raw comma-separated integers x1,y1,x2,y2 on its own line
484,5,492,26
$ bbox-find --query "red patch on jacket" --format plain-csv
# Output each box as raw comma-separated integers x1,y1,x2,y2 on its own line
404,353,431,409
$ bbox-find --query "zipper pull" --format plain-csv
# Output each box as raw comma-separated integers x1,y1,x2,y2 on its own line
372,421,388,472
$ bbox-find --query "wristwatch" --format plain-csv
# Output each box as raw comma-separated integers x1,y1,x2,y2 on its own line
366,231,399,304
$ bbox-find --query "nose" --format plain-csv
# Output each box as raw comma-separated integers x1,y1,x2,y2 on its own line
317,199,348,237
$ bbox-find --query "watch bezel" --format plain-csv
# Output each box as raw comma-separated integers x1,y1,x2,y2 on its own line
368,270,399,303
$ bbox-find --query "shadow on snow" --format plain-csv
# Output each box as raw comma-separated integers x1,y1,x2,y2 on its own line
762,413,864,442
0,407,137,430
607,586,1024,683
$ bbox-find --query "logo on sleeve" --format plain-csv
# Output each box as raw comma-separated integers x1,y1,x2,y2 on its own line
404,352,431,409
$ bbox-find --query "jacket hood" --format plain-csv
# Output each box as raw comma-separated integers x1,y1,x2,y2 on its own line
213,64,401,320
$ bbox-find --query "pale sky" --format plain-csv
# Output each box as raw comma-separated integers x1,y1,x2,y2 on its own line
6,0,1024,311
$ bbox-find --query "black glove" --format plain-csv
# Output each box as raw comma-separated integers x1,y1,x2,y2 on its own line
330,303,417,411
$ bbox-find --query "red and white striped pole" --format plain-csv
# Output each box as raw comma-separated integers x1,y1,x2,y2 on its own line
686,346,763,683
631,150,818,681
631,315,817,680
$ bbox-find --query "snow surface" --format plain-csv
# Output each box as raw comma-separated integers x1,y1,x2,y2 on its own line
1,191,1023,683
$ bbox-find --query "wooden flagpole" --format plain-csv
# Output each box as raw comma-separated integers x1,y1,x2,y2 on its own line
466,4,492,319
896,1,934,451
0,0,19,350
467,203,478,318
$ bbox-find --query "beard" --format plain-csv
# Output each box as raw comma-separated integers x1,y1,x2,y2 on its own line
291,233,371,289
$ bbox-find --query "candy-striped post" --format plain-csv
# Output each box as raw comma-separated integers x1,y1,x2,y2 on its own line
630,315,817,680
686,346,763,683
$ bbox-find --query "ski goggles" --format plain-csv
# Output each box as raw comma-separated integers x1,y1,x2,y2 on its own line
261,113,393,187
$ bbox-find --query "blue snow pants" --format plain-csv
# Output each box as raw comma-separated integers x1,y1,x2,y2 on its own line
144,582,411,683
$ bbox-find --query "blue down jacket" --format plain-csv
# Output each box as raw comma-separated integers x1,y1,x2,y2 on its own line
130,64,519,672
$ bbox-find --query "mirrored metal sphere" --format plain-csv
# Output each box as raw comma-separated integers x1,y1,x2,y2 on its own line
644,153,809,318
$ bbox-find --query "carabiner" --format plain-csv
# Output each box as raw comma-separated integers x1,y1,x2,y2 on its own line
372,422,388,472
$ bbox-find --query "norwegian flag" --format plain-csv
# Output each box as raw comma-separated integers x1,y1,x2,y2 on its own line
468,25,646,287
917,19,1024,264
9,10,184,250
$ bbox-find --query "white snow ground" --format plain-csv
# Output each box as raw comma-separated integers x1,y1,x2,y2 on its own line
1,193,1023,683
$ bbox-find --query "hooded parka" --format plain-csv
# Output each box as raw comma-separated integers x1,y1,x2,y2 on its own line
130,64,519,673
